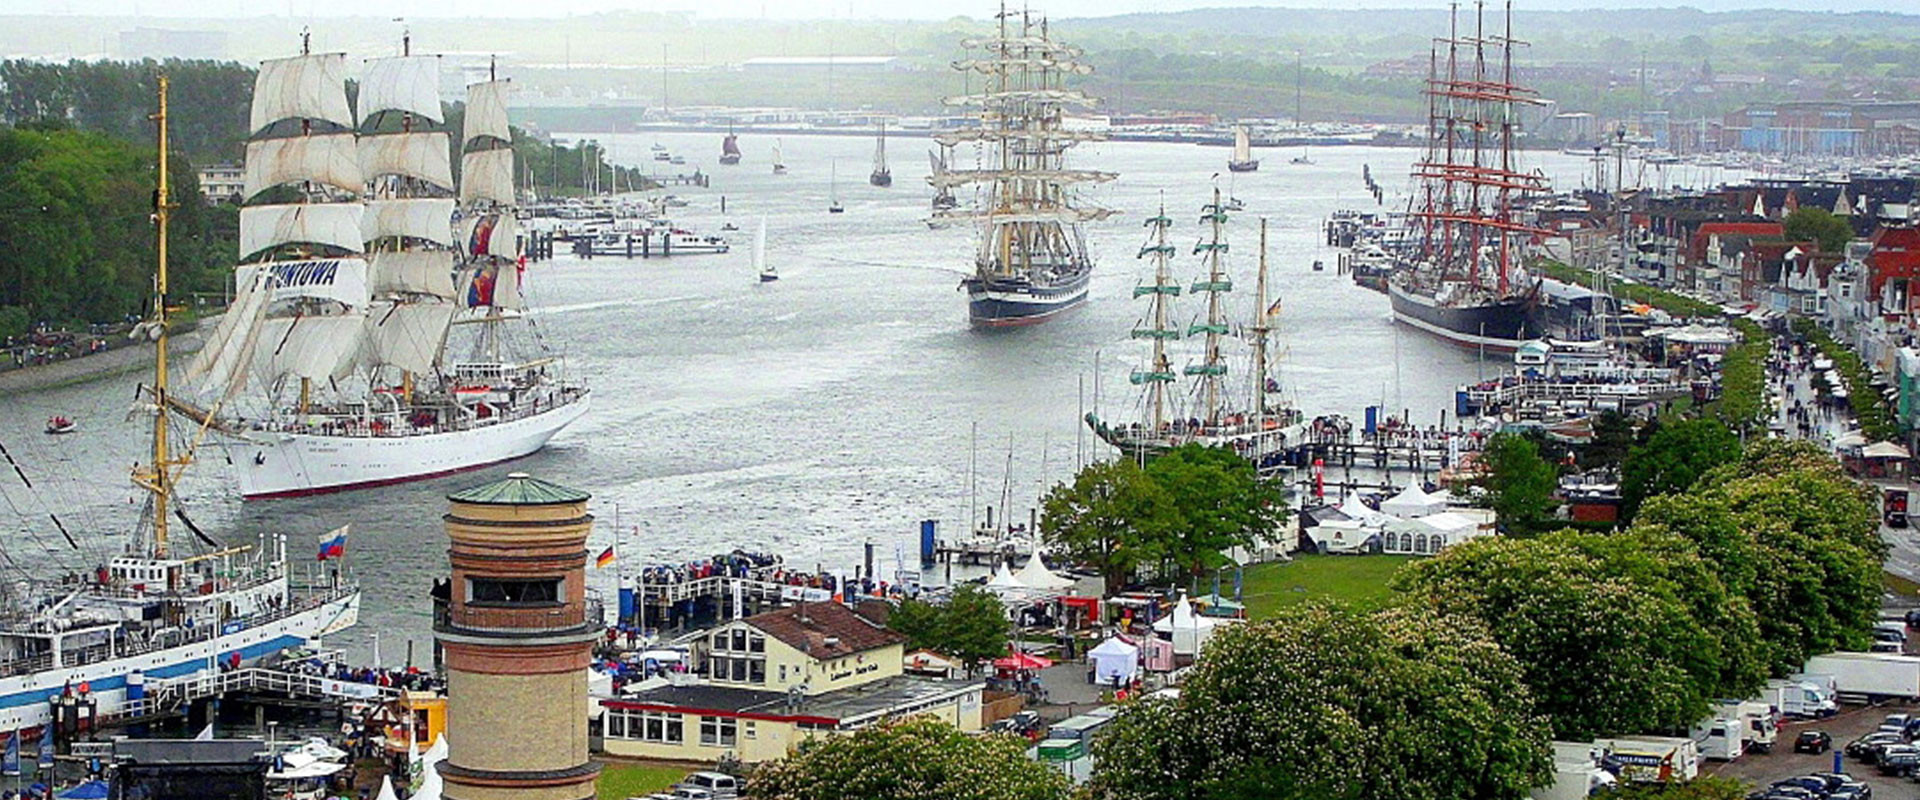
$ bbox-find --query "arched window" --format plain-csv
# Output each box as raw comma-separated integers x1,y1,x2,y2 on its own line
1414,534,1430,554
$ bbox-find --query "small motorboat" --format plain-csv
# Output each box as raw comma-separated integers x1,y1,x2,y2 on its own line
1312,260,1325,272
45,416,76,435
721,222,739,232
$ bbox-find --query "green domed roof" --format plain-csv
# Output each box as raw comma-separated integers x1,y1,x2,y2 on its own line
447,472,591,506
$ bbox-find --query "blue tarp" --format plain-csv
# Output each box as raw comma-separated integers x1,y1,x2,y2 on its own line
56,781,108,799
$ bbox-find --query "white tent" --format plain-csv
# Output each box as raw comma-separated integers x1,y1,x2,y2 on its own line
987,562,1027,588
1863,441,1911,459
1151,596,1221,655
1014,554,1077,590
375,778,400,800
1381,483,1445,518
1305,520,1374,554
1088,636,1140,685
1336,493,1390,527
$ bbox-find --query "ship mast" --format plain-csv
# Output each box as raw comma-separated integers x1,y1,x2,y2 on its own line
1252,218,1270,419
136,74,181,561
1188,187,1232,427
1132,202,1180,433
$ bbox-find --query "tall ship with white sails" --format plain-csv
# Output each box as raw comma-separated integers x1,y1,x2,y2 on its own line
1386,1,1562,353
184,40,587,499
939,5,1115,327
1,76,359,735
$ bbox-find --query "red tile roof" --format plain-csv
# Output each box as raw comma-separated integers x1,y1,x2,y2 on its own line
746,602,906,660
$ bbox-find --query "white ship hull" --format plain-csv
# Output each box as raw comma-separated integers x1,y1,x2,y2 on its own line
233,393,590,499
0,592,359,734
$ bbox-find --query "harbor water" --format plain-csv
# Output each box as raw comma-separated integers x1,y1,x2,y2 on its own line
0,136,1745,665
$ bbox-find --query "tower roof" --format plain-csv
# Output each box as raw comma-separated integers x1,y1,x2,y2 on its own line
447,472,590,506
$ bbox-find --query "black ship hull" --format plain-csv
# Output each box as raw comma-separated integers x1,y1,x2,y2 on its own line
1388,282,1543,353
963,268,1091,328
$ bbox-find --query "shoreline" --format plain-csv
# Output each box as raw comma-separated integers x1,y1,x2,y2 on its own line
0,318,216,396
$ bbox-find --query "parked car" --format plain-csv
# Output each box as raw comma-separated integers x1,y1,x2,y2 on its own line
1881,713,1912,734
1759,786,1818,800
1796,731,1834,754
1872,642,1904,653
1878,745,1920,776
1906,608,1920,628
1809,773,1870,799
1771,776,1832,797
1847,732,1904,761
674,773,740,800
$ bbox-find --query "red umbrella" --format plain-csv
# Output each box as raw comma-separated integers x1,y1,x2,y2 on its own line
992,652,1054,671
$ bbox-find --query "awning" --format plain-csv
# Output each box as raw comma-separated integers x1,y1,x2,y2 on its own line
1863,441,1911,459
993,652,1054,671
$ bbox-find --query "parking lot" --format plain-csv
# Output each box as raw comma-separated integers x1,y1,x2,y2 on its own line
1708,701,1920,798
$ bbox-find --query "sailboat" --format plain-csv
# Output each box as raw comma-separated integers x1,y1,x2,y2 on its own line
828,159,844,214
0,73,361,735
1085,189,1305,468
929,145,958,211
1289,52,1313,165
943,4,1116,327
754,216,776,282
719,126,741,165
869,122,892,187
182,44,588,499
772,139,787,175
1227,125,1259,172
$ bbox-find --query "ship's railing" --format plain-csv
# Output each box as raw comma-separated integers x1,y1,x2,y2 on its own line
110,663,402,722
240,386,586,439
0,586,357,678
434,596,605,635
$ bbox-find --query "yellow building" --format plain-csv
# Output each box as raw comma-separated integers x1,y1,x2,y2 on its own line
600,602,985,763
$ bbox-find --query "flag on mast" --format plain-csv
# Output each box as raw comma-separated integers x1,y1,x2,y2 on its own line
594,546,615,569
318,525,350,561
3,730,20,777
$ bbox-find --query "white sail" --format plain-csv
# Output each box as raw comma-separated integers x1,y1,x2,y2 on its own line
494,263,523,310
252,313,367,383
358,55,444,124
456,214,521,260
363,198,455,247
363,299,455,375
243,134,363,200
1233,127,1252,162
240,204,366,260
237,258,371,309
185,268,271,399
251,53,355,134
753,216,767,273
368,250,457,298
462,79,511,147
458,149,515,207
359,132,454,191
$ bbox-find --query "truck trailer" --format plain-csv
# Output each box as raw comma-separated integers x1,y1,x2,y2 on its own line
1801,653,1920,702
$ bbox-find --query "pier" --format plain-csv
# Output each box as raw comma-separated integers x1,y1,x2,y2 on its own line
648,171,710,187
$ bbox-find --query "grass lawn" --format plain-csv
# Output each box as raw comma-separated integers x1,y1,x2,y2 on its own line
1240,555,1417,619
1887,571,1920,600
595,762,685,800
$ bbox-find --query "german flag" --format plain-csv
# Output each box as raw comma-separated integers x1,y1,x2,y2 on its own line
594,546,615,569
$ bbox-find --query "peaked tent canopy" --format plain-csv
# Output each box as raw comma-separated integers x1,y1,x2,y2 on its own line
1380,482,1445,518
987,562,1027,588
1015,554,1076,590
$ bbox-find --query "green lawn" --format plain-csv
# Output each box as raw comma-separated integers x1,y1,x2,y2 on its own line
595,762,685,800
1240,555,1416,619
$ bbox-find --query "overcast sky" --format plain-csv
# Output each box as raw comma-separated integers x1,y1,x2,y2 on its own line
9,0,1912,19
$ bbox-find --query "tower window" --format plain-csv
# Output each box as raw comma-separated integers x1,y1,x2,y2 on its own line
467,577,561,605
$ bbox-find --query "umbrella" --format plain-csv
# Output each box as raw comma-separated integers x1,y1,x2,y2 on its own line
992,652,1053,671
55,782,107,800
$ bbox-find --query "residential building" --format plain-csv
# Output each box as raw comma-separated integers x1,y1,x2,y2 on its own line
198,163,244,204
599,602,984,763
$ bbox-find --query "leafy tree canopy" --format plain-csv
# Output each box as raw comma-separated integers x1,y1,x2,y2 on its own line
1479,433,1559,534
886,584,1008,674
1783,206,1851,254
1619,418,1741,523
1088,602,1551,800
745,716,1072,800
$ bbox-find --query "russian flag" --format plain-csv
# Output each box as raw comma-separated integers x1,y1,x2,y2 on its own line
318,525,350,562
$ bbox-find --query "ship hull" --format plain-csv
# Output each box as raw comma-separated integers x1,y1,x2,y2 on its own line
0,591,360,733
964,271,1091,328
233,393,590,499
1388,282,1542,353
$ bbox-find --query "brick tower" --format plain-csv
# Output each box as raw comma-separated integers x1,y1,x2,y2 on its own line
435,472,602,800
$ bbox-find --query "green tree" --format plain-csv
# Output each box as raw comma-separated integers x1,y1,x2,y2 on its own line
1087,603,1551,800
1619,418,1741,523
1580,410,1635,473
1606,777,1749,800
745,716,1072,800
1480,433,1558,534
1143,443,1288,579
1395,529,1759,740
887,584,1009,675
1638,440,1886,672
1040,459,1178,594
1783,206,1851,254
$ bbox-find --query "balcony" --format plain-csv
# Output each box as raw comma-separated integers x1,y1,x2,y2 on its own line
433,596,604,638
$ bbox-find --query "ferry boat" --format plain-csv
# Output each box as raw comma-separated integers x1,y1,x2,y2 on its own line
182,44,588,499
1,75,360,735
